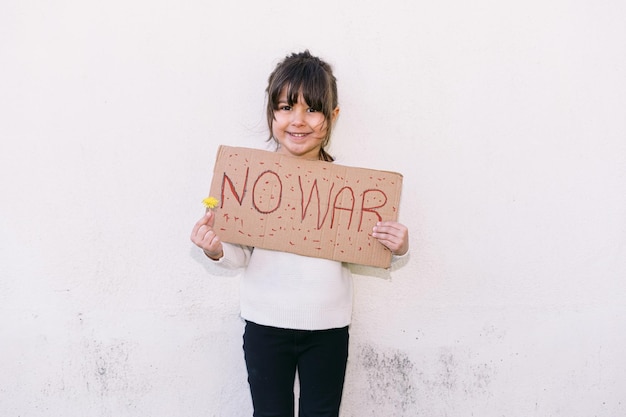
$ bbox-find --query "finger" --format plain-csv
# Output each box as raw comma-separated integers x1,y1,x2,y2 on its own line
202,232,222,257
205,210,215,228
376,223,408,243
375,221,406,234
206,233,221,251
195,224,208,240
191,213,211,237
375,232,400,246
375,236,399,252
372,226,399,240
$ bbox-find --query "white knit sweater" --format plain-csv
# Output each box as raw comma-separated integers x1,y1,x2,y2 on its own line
213,243,354,331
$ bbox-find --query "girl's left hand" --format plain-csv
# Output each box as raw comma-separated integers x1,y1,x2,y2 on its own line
372,221,409,256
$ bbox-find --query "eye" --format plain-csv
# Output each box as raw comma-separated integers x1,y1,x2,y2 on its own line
278,104,291,111
307,107,319,113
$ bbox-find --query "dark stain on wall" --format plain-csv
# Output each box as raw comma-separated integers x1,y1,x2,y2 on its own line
417,348,496,402
355,342,497,415
82,337,151,411
91,340,132,396
436,351,458,391
357,344,418,413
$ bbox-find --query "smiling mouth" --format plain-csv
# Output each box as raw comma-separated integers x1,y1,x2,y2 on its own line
288,132,308,138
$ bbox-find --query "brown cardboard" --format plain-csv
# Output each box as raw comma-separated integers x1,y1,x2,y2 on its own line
207,145,403,268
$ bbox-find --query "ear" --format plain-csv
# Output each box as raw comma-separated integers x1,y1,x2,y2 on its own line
331,106,340,122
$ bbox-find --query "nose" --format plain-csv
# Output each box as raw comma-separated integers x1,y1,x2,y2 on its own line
290,108,306,126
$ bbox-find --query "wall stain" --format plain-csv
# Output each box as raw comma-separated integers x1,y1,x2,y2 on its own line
91,340,132,396
357,344,418,413
437,352,458,391
417,348,496,402
81,337,151,413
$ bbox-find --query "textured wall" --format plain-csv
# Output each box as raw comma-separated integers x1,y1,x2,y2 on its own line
1,1,625,416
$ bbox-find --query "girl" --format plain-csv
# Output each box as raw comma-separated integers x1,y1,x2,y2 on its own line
191,50,409,417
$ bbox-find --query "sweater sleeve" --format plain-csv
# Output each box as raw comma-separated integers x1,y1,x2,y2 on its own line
209,242,253,270
390,250,410,270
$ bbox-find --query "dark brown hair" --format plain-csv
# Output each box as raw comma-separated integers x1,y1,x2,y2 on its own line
266,50,338,162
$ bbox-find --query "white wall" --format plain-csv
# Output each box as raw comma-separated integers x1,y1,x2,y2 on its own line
1,1,625,416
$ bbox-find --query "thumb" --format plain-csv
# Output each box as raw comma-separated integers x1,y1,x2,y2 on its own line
205,210,216,227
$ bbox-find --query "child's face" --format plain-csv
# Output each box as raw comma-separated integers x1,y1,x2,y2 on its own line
272,88,339,160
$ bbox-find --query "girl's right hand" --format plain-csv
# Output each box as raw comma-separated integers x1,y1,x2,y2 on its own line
191,211,224,260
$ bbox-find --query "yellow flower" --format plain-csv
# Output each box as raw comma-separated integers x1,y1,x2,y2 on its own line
202,196,220,209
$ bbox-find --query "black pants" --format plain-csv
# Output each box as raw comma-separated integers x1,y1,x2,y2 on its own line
243,321,349,417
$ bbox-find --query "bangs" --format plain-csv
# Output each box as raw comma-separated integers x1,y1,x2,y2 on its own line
269,61,334,114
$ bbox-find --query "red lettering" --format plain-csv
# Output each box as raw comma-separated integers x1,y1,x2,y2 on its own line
358,189,387,231
221,167,249,206
331,186,355,229
252,170,282,214
299,177,334,229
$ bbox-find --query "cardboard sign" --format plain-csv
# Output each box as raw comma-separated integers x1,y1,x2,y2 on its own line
208,145,403,268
